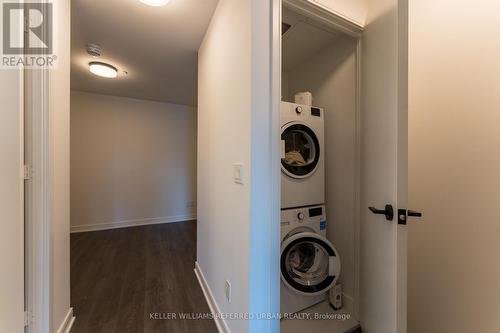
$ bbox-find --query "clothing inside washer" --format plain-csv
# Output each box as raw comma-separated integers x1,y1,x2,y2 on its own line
285,241,329,285
282,130,314,166
284,150,306,165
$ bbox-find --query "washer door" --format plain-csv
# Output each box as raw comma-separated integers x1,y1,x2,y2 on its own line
281,122,320,179
281,232,340,296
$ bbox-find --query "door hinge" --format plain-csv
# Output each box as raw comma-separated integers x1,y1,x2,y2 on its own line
24,311,33,327
23,165,33,180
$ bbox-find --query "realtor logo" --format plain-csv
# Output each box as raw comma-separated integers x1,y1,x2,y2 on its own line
1,1,56,68
2,2,52,54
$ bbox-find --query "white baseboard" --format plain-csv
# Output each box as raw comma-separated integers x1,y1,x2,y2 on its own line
56,308,75,333
194,262,230,333
70,214,197,233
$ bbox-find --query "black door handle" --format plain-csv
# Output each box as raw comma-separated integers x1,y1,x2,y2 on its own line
398,209,423,225
368,204,394,221
408,210,422,217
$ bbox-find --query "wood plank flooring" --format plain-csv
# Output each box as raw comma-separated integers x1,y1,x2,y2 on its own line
70,221,218,333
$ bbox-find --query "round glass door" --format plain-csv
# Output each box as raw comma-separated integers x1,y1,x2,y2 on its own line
281,123,320,178
281,232,340,296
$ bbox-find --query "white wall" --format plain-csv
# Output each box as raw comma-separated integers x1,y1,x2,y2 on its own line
0,65,24,333
197,1,251,331
50,0,72,330
70,91,197,232
408,1,500,332
197,0,279,332
285,35,359,311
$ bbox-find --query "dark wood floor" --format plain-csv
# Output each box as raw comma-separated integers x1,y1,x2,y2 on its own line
70,221,218,333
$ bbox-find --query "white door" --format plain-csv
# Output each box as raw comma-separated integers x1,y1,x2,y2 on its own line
360,0,408,332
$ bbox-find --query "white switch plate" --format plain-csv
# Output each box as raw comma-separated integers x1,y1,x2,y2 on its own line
225,280,231,303
233,163,243,184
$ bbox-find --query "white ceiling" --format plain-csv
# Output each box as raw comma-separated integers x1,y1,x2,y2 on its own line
71,0,218,106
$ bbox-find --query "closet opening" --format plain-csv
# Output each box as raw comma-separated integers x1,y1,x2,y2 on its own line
280,3,362,332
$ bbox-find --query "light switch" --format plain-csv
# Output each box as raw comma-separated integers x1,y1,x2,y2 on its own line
233,163,243,184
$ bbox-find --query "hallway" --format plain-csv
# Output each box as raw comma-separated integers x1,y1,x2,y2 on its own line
70,221,217,333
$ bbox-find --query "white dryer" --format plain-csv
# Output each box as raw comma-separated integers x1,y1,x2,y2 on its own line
280,205,341,314
281,101,325,209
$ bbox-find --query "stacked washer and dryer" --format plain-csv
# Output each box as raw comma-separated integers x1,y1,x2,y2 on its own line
280,101,341,314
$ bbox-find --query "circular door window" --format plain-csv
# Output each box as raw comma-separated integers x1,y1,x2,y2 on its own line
281,232,340,296
281,123,320,178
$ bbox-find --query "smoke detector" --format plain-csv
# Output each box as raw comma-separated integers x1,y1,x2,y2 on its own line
86,43,102,57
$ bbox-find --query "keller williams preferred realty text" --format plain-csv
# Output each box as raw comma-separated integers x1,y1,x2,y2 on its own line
148,312,351,321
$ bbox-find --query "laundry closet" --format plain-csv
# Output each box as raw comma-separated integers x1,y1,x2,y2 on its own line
279,1,395,332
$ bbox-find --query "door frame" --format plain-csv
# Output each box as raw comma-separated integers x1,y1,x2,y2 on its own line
281,0,364,320
23,0,53,329
247,1,282,331
27,1,284,333
24,66,52,333
283,0,363,38
278,1,408,331
396,0,409,331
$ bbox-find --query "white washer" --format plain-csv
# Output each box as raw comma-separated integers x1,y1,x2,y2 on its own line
281,101,325,209
280,205,341,314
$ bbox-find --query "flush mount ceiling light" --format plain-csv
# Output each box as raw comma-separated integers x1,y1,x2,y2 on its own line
89,61,118,78
139,0,170,6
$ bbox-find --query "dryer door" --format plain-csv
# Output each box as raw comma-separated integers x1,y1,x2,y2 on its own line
281,122,320,179
281,232,340,296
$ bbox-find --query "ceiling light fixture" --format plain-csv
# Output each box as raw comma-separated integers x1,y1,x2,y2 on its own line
89,61,118,78
139,0,170,7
